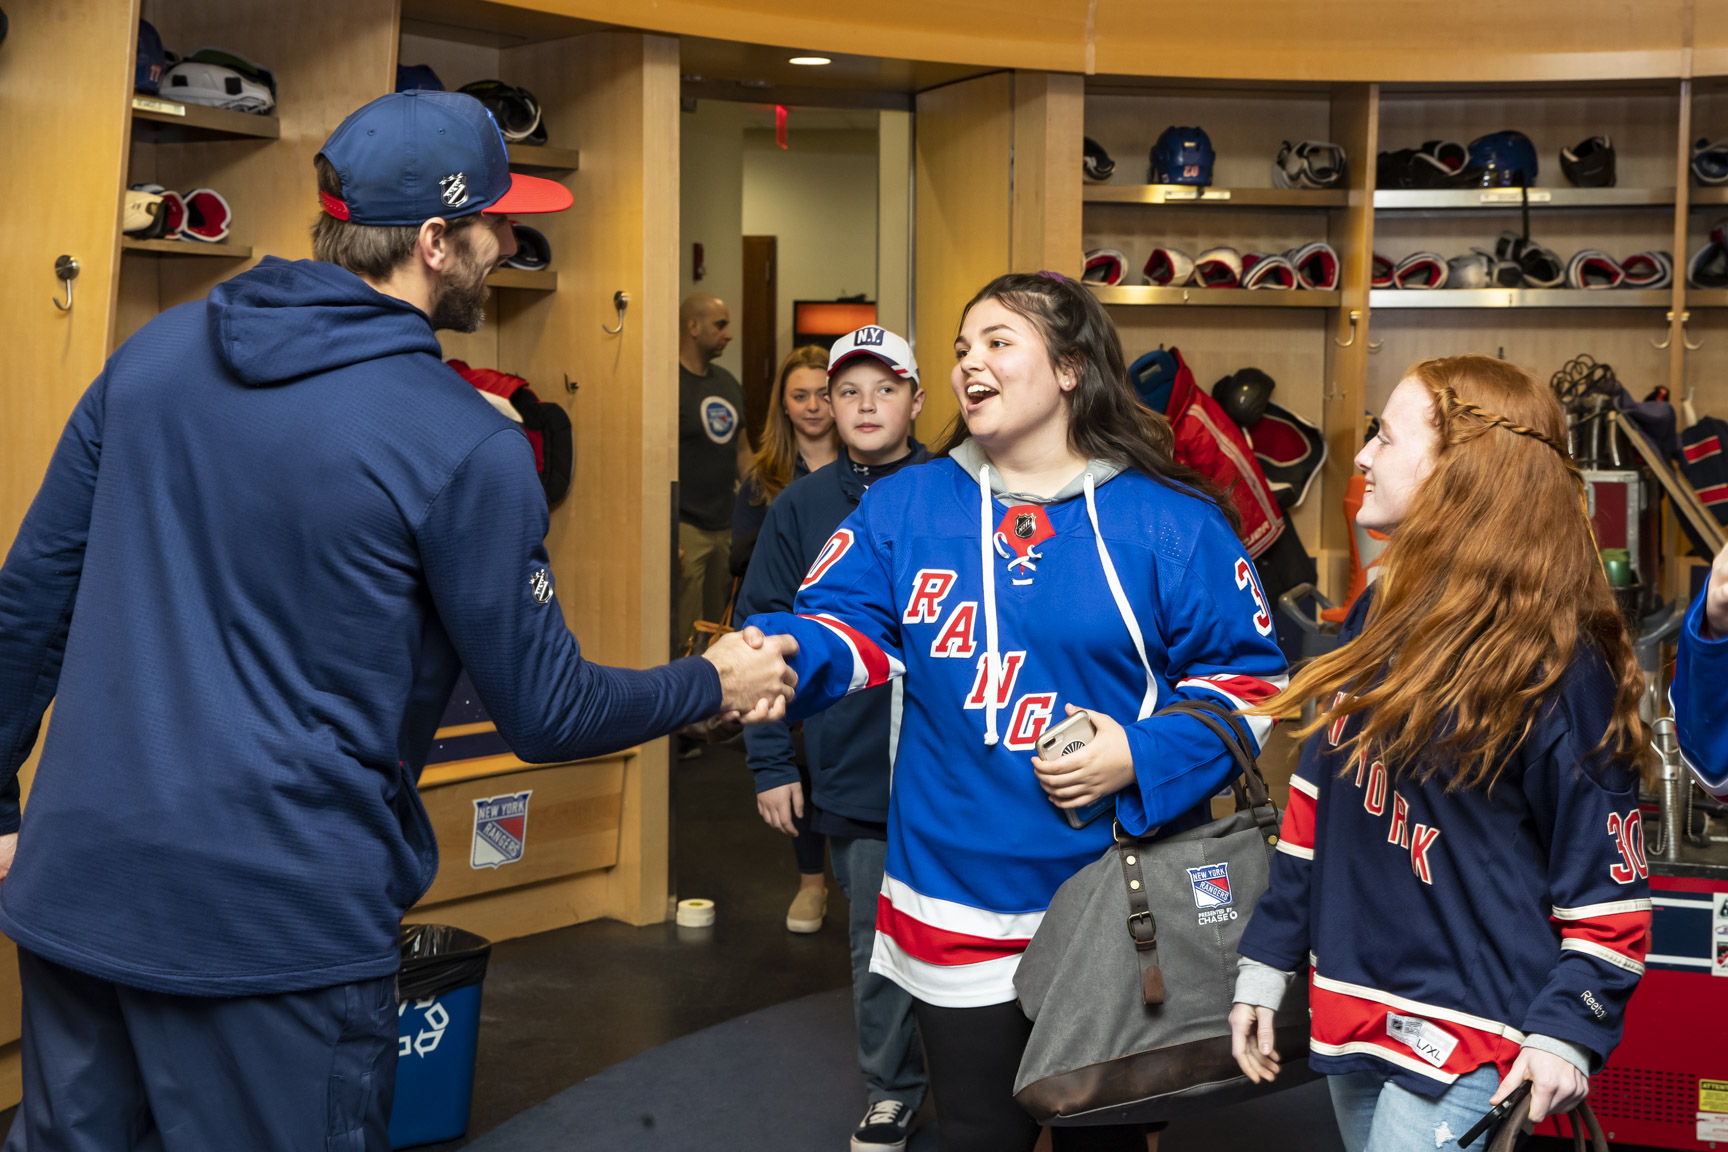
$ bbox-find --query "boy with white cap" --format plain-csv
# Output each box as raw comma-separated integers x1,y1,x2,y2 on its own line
739,325,929,1151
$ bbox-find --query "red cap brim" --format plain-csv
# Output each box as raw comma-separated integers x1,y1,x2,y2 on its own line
485,172,572,215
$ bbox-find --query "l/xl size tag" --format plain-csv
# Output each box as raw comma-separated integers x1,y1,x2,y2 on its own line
1386,1013,1458,1069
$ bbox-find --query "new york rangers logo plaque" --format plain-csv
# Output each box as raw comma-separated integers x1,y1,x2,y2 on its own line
471,790,532,869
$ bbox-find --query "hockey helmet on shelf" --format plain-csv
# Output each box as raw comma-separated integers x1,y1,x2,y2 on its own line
1466,130,1539,187
1150,126,1215,186
1559,136,1616,188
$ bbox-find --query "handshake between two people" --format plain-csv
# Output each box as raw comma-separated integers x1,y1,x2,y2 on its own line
700,626,801,724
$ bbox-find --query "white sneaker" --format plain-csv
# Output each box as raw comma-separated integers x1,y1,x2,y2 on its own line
851,1099,913,1151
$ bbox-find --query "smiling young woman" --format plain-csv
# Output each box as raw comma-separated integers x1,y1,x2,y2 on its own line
741,272,1288,1151
1231,355,1654,1152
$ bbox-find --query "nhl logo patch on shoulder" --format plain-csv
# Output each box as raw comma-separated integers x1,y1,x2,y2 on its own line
471,790,531,869
529,568,553,605
1187,862,1232,908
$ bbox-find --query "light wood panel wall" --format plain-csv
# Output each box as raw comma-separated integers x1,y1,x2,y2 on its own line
0,0,140,1102
492,30,682,925
1009,72,1083,278
913,73,1014,439
1,0,135,550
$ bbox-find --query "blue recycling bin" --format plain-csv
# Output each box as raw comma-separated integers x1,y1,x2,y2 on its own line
388,925,492,1149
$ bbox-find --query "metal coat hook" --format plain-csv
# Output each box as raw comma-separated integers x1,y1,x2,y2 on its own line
1682,310,1703,351
564,373,579,394
1651,312,1673,350
602,290,629,335
52,255,79,312
1334,309,1365,348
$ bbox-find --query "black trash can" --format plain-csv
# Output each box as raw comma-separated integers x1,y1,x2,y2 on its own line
388,924,493,1148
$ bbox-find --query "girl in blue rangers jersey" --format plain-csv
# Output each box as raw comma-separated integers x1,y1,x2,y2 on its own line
743,273,1288,1152
1230,356,1654,1152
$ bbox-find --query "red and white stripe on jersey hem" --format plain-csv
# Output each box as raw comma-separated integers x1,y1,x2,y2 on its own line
1551,899,1651,976
868,874,1043,1005
869,932,1026,1007
1276,773,1318,860
1308,968,1524,1084
1173,672,1288,749
800,613,905,695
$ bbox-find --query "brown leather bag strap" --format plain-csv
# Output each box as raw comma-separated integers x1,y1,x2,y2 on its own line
1151,698,1271,812
1485,1096,1607,1152
1116,841,1165,1005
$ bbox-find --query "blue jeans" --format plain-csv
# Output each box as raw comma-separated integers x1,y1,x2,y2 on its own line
829,835,927,1110
1329,1064,1506,1152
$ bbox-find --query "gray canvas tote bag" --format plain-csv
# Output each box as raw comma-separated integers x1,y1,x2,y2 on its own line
1013,700,1318,1126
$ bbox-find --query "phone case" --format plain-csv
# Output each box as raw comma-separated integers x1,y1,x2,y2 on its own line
1036,714,1115,830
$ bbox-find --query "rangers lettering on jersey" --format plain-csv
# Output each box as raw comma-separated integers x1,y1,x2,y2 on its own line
903,569,956,623
930,603,978,658
964,652,1025,709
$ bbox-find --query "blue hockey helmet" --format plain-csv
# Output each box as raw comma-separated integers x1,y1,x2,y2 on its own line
1150,126,1215,186
1467,130,1539,187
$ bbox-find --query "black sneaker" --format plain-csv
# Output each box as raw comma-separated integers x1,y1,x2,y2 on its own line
851,1100,913,1151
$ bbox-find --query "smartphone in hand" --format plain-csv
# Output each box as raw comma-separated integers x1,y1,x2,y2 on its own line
1035,711,1115,830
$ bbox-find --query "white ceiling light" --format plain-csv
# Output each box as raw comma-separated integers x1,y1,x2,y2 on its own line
788,56,832,66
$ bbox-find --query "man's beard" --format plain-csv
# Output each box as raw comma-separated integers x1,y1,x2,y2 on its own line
429,239,492,333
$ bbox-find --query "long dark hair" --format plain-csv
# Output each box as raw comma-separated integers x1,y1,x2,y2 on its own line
937,272,1239,533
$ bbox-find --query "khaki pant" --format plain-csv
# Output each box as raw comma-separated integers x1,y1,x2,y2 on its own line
677,521,734,656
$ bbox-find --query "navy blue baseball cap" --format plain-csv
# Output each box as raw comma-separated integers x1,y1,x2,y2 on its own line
316,90,571,226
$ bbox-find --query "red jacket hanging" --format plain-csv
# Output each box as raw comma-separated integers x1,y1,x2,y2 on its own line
1163,348,1284,558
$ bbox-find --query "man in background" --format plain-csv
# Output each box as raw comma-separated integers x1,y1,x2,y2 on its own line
678,293,751,658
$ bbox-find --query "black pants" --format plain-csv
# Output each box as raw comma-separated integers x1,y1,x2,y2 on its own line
913,999,1150,1152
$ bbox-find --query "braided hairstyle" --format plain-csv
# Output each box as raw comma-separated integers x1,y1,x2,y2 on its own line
1250,354,1651,791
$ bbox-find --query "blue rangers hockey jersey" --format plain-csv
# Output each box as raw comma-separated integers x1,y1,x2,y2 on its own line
1238,594,1651,1097
743,442,1288,1007
1673,586,1727,798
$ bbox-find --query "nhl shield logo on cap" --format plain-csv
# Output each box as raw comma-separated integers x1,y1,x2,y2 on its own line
1187,863,1232,908
439,171,469,208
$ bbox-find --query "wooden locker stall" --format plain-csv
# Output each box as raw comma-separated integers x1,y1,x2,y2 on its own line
1077,80,1374,598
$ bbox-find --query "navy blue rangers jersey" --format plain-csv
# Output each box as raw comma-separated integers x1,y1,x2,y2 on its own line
1239,594,1651,1096
1673,586,1727,798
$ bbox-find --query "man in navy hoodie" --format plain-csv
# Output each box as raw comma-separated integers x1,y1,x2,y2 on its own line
740,326,928,1152
0,90,794,1150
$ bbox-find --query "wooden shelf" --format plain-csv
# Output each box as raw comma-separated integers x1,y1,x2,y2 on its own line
1688,186,1728,208
1088,284,1340,307
1373,187,1673,212
1369,288,1672,309
486,267,559,290
1084,184,1346,208
506,143,581,172
130,95,280,142
1686,289,1728,307
121,237,254,258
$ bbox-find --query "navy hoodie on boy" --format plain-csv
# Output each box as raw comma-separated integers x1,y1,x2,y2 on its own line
738,443,928,828
0,257,719,996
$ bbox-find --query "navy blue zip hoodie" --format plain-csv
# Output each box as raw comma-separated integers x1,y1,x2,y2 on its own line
0,257,719,996
738,442,927,826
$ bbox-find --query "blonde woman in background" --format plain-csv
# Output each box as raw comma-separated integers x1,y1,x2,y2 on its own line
729,345,840,927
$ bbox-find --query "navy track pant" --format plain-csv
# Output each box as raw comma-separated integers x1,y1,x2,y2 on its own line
3,947,398,1152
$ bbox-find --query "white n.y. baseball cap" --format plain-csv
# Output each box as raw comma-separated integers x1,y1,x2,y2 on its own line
828,325,919,387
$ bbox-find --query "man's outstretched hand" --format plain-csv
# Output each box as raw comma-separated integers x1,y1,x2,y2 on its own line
702,627,799,723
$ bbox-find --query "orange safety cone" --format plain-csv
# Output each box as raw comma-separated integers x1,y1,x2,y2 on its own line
1321,474,1390,623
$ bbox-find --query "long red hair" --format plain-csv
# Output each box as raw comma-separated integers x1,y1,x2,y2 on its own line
1252,355,1652,790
